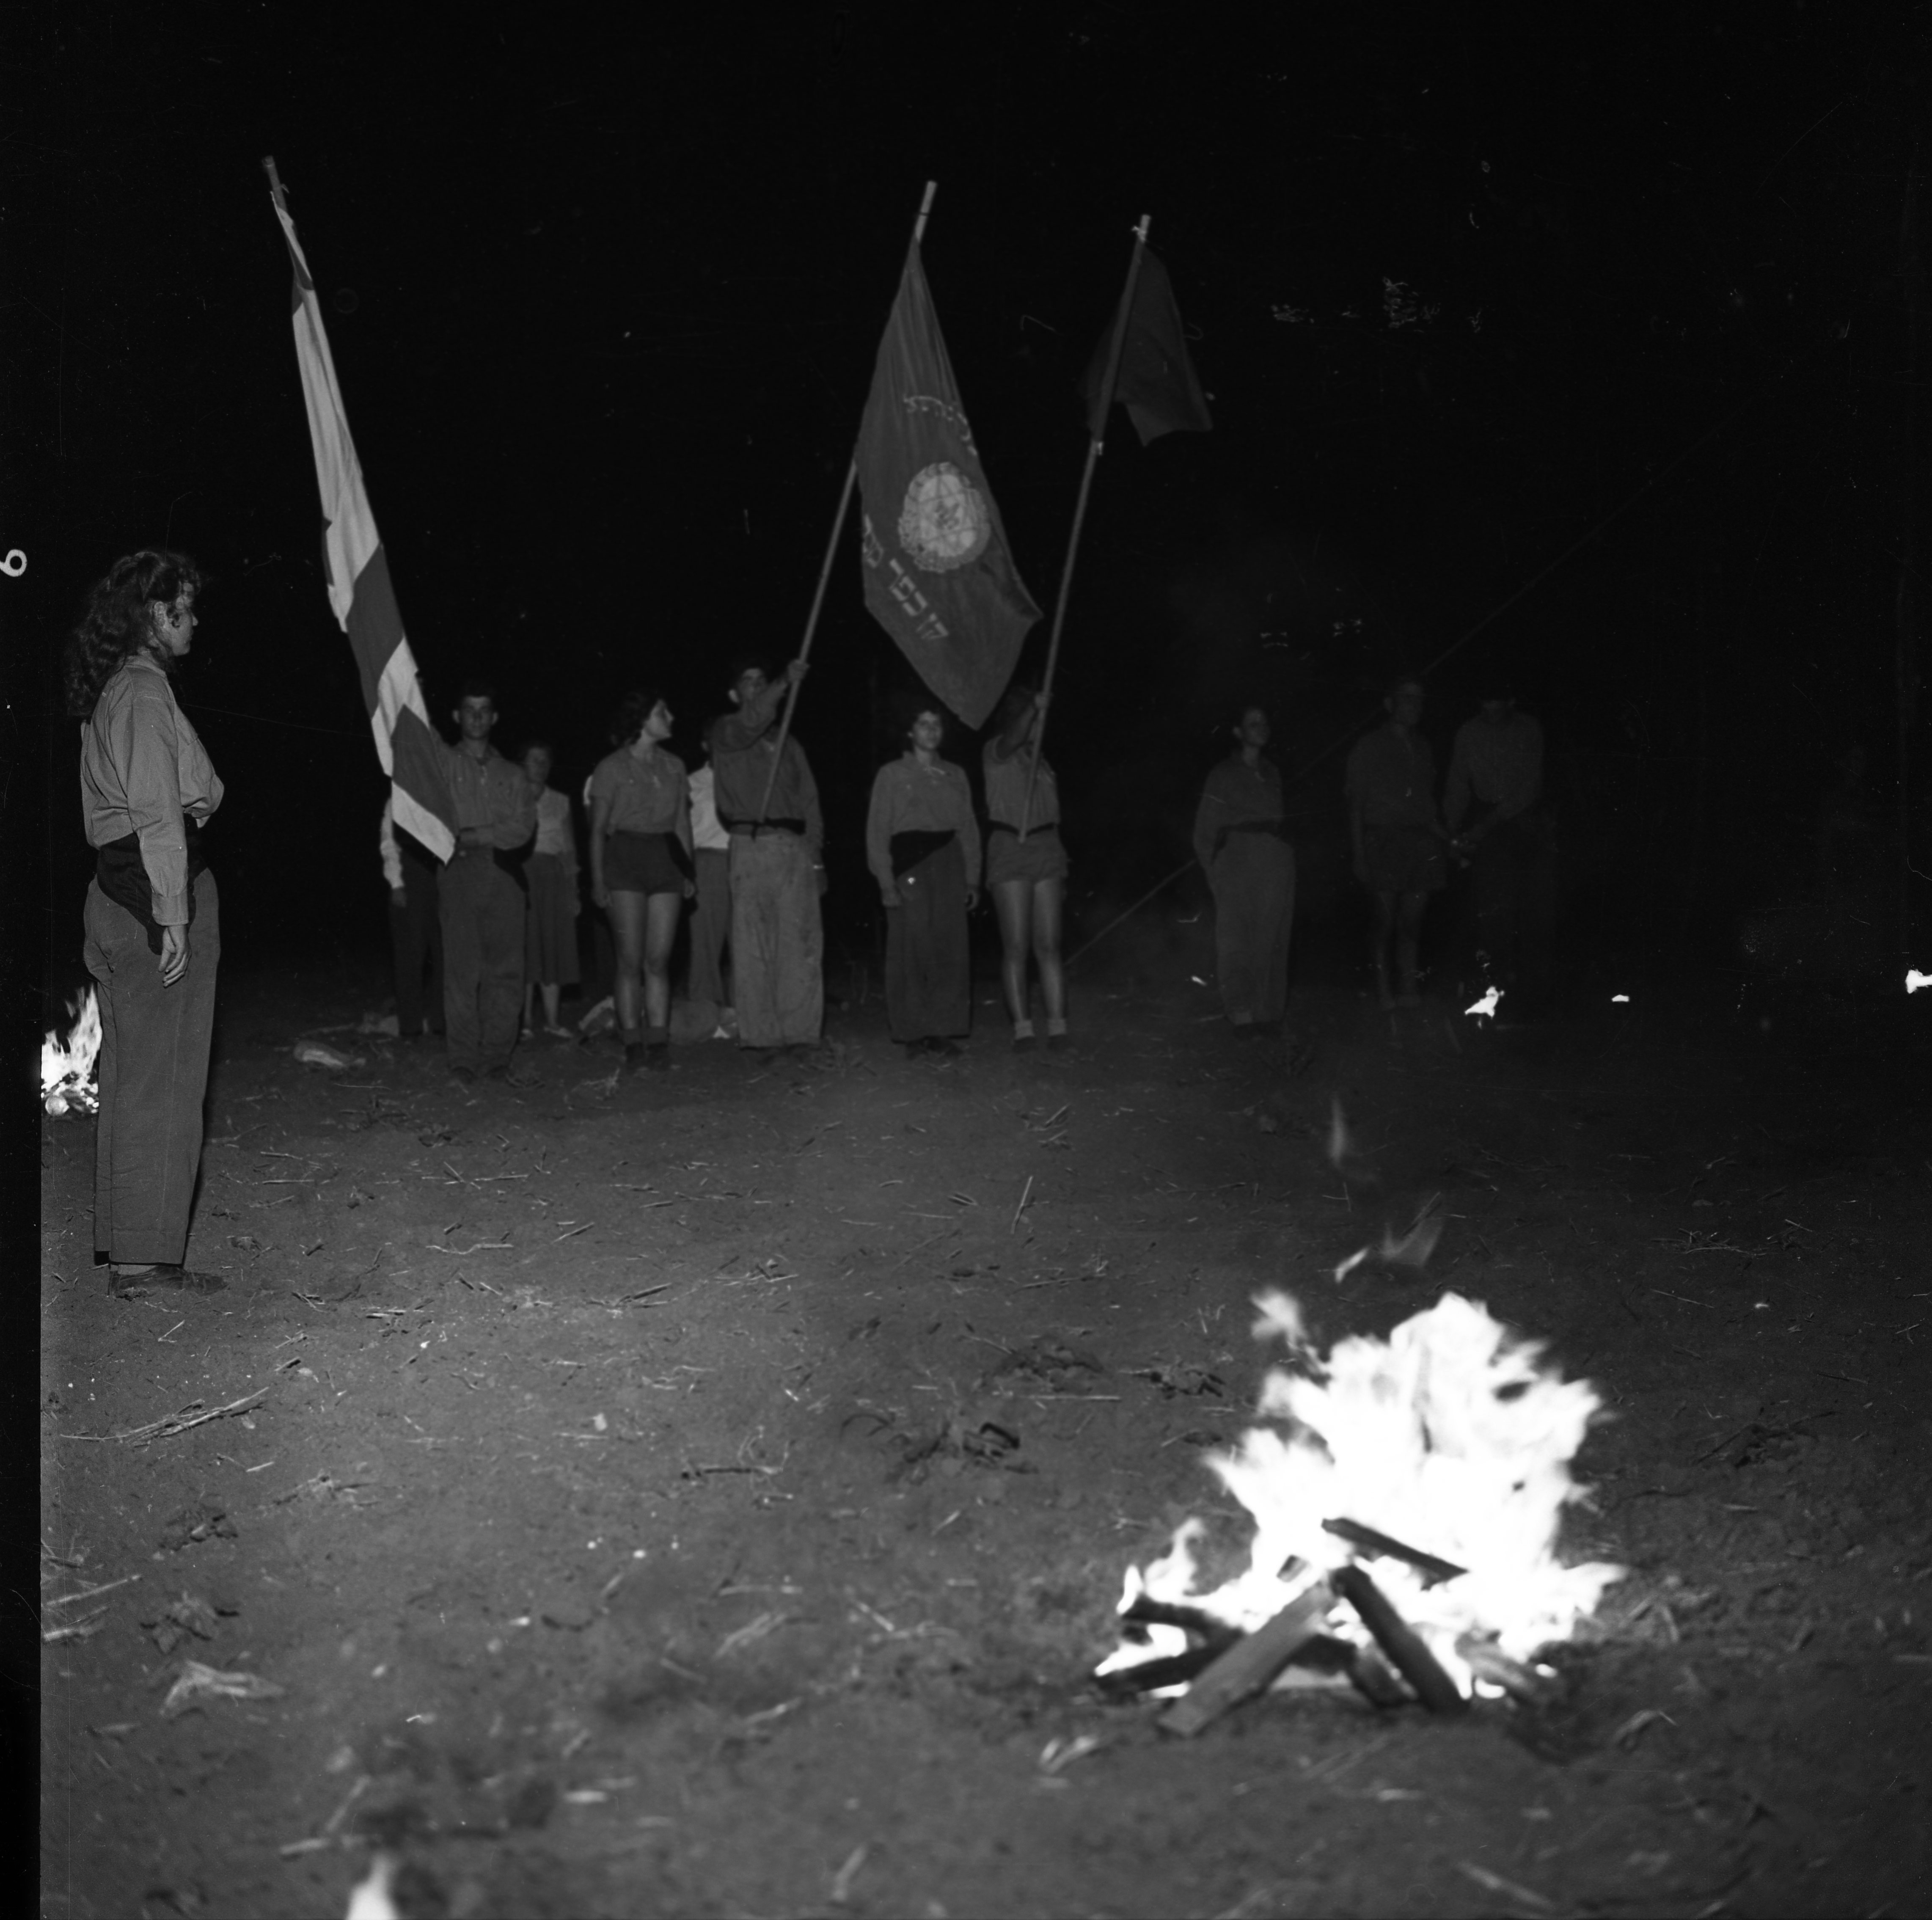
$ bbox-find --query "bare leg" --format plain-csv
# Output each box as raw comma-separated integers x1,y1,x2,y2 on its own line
643,892,682,1036
992,879,1034,1028
539,982,561,1029
608,891,648,1040
1032,878,1065,1024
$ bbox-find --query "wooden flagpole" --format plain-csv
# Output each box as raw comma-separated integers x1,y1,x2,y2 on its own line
756,179,940,823
1016,214,1150,839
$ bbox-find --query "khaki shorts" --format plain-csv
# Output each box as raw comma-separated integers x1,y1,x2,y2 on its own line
986,824,1068,887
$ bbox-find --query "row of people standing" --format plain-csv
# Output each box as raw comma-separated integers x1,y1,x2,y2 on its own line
862,683,1069,1056
1187,674,1550,1029
1345,673,1550,1010
379,653,1082,1073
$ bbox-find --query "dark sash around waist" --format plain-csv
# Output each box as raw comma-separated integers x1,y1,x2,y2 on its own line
721,815,807,838
889,828,955,879
988,820,1058,838
96,824,207,956
1216,818,1291,857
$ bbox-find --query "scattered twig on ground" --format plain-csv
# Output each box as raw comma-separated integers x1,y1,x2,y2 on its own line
1456,1863,1553,1913
828,1844,869,1906
44,1574,141,1608
160,1659,286,1716
1011,1176,1035,1235
61,1388,270,1446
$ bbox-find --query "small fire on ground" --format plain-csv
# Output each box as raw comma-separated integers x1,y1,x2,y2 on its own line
1097,1291,1623,1720
43,989,102,1116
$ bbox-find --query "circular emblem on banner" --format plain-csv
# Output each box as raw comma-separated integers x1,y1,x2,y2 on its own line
897,461,991,573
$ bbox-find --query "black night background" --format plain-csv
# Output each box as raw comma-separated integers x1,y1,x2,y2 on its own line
15,6,1922,975
17,8,1932,1918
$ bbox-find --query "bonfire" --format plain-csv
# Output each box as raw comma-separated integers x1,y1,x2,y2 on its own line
43,989,103,1116
1098,1291,1624,1730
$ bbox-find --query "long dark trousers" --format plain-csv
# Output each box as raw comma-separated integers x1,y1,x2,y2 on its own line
885,839,970,1043
1210,835,1296,1025
83,870,220,1265
440,851,526,1071
1470,814,1556,998
390,849,444,1036
728,831,822,1048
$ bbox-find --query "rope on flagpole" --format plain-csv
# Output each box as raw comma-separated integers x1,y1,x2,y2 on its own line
1017,214,1150,839
756,179,940,824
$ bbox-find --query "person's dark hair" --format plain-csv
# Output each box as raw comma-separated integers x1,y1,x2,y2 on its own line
611,686,667,747
891,687,947,745
727,654,777,688
990,682,1037,735
63,549,203,719
1386,671,1426,700
1233,699,1271,730
518,737,555,764
456,678,499,709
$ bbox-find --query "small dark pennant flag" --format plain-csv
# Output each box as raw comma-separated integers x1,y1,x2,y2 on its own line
855,244,1039,730
1084,245,1213,445
271,193,454,859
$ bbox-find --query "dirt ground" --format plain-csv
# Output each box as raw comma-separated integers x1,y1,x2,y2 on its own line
39,928,1932,1920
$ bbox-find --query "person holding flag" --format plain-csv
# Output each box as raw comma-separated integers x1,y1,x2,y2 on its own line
706,657,825,1056
438,681,537,1082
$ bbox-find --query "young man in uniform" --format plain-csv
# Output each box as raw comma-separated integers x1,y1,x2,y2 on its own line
705,657,824,1055
1445,679,1554,1009
1346,676,1452,1009
438,681,537,1082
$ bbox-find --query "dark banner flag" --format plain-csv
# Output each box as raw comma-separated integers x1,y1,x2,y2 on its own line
1084,245,1213,445
856,245,1039,730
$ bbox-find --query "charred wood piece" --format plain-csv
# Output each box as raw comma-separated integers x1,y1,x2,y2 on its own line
1157,1581,1334,1737
1095,1646,1223,1698
1321,1518,1467,1589
1453,1634,1565,1704
1332,1564,1467,1715
1346,1642,1412,1708
1120,1594,1244,1645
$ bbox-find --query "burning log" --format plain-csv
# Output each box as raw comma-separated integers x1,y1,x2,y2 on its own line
1121,1592,1244,1643
1320,1518,1467,1589
1094,1292,1626,1725
1343,1642,1410,1709
1156,1580,1333,1738
1453,1633,1563,1704
1332,1564,1466,1716
1095,1646,1222,1699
